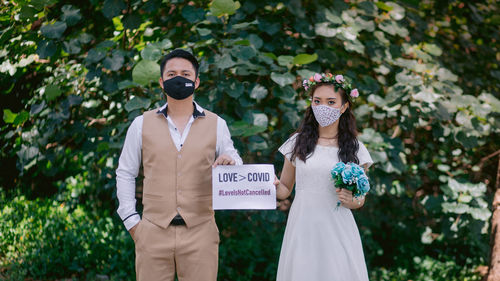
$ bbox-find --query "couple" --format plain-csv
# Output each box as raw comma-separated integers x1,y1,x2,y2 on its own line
116,49,373,281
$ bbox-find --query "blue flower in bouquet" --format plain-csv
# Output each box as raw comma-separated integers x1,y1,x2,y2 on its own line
341,164,354,184
350,163,365,179
357,175,370,194
331,162,345,177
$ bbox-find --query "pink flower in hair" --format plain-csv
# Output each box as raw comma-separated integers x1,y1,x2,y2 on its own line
335,75,344,83
350,88,359,98
313,73,322,82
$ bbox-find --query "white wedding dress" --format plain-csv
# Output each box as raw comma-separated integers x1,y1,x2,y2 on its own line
277,134,373,281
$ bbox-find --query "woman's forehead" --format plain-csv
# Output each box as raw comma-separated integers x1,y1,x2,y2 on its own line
313,86,340,98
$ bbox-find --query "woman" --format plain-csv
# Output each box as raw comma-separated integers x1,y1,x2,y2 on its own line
275,73,373,281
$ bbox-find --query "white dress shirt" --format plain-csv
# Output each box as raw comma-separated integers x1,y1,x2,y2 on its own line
116,101,243,230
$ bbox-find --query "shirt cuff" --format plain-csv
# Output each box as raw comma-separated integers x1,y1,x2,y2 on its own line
123,213,141,231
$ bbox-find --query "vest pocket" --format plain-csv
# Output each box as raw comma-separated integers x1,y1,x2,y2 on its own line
142,178,165,199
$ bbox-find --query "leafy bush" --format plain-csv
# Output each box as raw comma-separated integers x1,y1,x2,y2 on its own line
0,196,135,280
371,256,482,281
1,195,484,281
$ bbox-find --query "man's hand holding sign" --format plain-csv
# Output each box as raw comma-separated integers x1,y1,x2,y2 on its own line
212,164,276,210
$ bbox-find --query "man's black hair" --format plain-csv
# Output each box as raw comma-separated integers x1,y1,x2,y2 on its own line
160,49,199,79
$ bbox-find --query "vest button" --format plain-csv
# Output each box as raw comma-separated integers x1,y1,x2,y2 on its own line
177,207,181,211
177,172,181,177
178,154,181,159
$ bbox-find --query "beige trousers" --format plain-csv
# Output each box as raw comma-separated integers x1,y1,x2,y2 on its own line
134,217,220,281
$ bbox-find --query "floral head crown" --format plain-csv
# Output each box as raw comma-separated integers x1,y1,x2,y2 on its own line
302,73,359,100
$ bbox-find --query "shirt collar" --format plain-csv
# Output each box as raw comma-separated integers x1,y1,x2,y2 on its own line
156,101,206,119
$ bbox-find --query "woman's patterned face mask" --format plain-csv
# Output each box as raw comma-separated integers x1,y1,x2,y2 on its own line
311,104,343,127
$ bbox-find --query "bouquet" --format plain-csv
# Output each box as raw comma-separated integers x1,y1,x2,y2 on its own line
330,162,370,208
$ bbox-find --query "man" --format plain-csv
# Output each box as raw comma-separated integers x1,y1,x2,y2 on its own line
116,49,242,281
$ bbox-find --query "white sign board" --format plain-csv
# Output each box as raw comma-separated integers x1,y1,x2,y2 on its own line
212,164,276,210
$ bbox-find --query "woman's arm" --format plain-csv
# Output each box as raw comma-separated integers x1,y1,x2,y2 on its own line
276,158,296,200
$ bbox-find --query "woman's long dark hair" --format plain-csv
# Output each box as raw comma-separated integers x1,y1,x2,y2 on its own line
291,83,359,164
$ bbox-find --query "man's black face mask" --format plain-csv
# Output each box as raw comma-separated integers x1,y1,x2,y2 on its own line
162,76,195,100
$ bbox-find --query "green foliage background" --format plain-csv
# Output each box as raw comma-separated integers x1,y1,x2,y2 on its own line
1,0,499,280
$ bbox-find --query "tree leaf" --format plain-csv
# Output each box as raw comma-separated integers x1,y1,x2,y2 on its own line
252,113,268,127
277,55,294,67
124,97,151,112
86,48,106,63
271,72,295,87
297,69,316,80
182,5,205,23
231,46,256,61
250,84,268,100
375,2,394,12
293,53,318,65
61,5,82,26
216,54,236,69
315,22,338,37
3,109,17,123
141,44,162,61
386,2,405,20
325,10,342,24
197,27,212,36
229,121,266,137
36,40,57,58
41,21,67,39
469,208,491,221
132,60,160,86
30,101,46,115
442,202,469,214
13,111,29,126
103,53,124,71
248,34,263,49
30,0,58,10
19,5,38,21
423,43,443,56
63,38,81,54
122,14,142,30
102,0,126,19
45,85,62,101
210,0,241,17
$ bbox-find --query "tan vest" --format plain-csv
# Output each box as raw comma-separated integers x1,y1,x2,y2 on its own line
141,108,217,229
